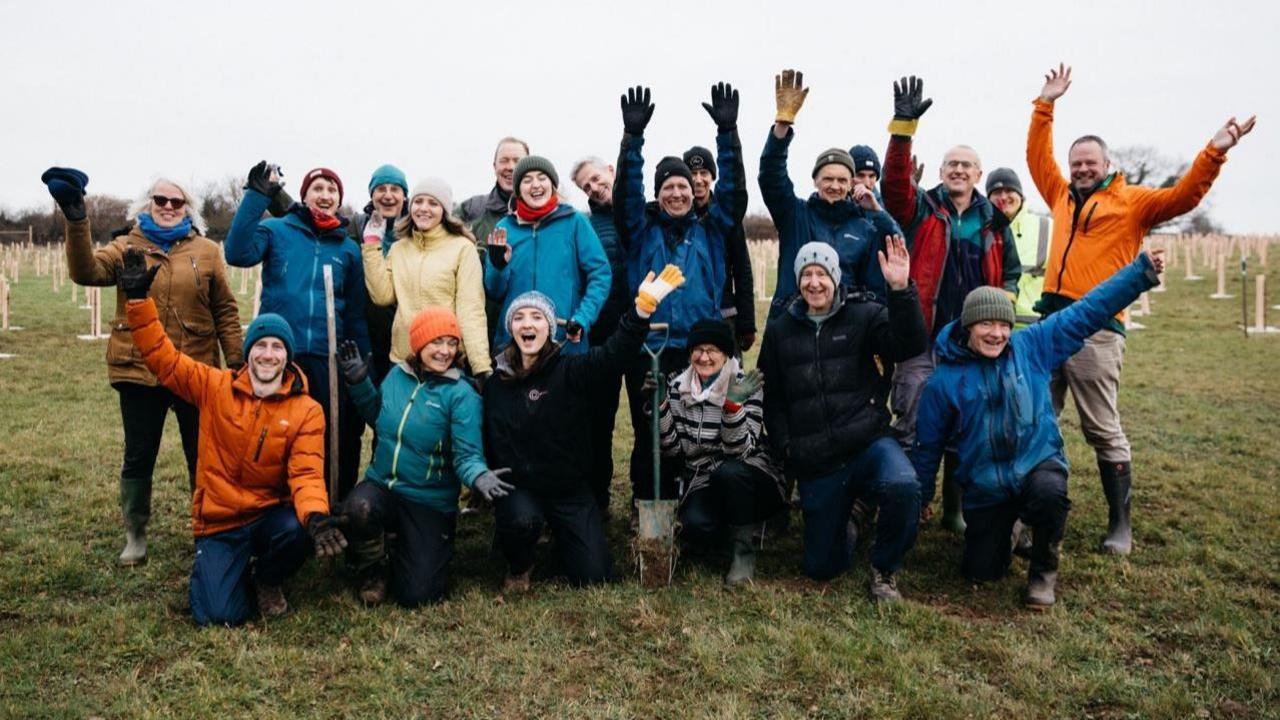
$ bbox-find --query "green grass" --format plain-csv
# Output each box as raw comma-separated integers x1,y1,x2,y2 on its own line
0,253,1276,719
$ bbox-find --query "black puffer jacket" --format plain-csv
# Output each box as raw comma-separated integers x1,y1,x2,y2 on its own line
758,283,926,477
483,308,649,495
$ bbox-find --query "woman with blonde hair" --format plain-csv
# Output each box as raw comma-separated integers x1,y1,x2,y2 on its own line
362,178,490,376
41,167,243,566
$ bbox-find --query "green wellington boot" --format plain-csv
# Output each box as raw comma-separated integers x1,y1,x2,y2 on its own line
940,452,966,534
724,525,757,587
1100,461,1133,555
118,477,151,567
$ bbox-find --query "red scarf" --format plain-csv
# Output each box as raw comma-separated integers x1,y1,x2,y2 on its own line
310,208,342,231
515,195,559,223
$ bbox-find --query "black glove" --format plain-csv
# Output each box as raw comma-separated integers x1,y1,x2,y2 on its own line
701,81,739,133
337,339,368,385
641,371,667,408
473,468,515,501
119,248,160,300
620,85,655,136
564,319,583,343
893,76,933,120
307,513,348,558
245,160,283,198
40,167,88,222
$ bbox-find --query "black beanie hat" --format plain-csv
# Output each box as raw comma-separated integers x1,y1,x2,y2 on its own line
848,145,882,178
687,319,736,356
654,156,694,198
682,146,716,180
986,167,1024,198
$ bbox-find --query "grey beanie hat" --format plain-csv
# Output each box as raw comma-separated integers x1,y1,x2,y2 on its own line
961,286,1015,328
794,241,842,287
985,167,1024,198
513,155,560,191
410,177,455,213
505,290,558,335
811,147,856,178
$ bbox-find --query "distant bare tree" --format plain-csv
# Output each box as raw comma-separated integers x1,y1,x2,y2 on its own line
743,212,777,241
198,177,244,241
1110,145,1215,232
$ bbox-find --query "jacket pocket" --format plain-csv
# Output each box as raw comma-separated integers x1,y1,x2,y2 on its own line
106,322,141,365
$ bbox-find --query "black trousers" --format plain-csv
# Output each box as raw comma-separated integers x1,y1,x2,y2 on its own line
962,462,1071,581
294,353,364,502
493,486,612,585
624,349,685,502
116,382,200,527
585,367,624,513
343,481,457,607
679,459,786,545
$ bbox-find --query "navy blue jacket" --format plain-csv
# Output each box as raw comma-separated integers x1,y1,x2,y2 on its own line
586,199,630,343
759,127,902,319
225,189,370,356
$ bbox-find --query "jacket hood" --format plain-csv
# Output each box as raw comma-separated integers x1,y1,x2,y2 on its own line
933,319,1009,364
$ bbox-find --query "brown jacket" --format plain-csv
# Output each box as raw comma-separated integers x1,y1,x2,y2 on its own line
65,218,243,386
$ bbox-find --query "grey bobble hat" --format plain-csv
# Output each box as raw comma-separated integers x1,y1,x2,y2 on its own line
505,290,558,335
961,286,1015,328
985,167,1024,198
513,155,559,191
794,241,841,286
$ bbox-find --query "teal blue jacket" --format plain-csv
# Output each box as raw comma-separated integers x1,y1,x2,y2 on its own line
349,364,488,512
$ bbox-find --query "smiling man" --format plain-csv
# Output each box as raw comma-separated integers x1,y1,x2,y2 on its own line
684,145,756,352
880,75,1021,534
1027,63,1255,556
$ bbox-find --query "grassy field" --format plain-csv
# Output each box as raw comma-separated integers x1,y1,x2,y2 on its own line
0,247,1277,719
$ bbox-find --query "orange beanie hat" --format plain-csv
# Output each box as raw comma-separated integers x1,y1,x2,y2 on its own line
408,307,461,357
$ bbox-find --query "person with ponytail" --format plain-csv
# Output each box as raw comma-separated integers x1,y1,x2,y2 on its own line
42,168,243,567
361,178,490,377
482,156,612,355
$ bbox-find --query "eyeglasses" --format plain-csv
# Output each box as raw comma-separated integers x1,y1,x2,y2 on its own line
943,160,977,171
152,195,186,209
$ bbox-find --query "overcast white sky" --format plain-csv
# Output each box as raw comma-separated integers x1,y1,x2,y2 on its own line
3,0,1276,232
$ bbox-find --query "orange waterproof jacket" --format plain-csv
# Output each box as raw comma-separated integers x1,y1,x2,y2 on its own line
1027,98,1226,302
127,298,328,537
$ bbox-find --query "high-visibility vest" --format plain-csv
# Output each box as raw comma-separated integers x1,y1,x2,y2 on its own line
1011,208,1052,325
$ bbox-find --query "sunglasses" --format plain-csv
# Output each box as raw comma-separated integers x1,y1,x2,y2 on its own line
151,195,186,209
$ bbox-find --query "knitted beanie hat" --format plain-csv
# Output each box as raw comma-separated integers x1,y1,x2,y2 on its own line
794,241,842,286
367,164,408,196
682,146,716,180
985,167,1024,198
811,148,856,178
409,306,462,357
687,318,736,356
410,177,455,214
513,156,559,191
848,145,882,178
505,291,558,335
300,167,344,204
243,313,295,362
654,156,694,198
961,286,1015,328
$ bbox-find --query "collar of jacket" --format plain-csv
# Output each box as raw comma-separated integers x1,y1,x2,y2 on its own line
510,202,575,227
230,362,308,398
285,203,350,239
486,184,512,214
394,362,463,383
805,193,863,223
588,198,613,217
127,225,195,253
495,342,561,379
785,284,850,324
1069,171,1120,205
923,186,1009,232
934,319,1011,364
645,201,696,229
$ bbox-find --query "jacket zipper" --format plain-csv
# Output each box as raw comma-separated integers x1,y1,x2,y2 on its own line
254,427,267,461
813,322,834,445
1055,197,1096,293
389,382,425,489
306,243,320,351
190,256,201,288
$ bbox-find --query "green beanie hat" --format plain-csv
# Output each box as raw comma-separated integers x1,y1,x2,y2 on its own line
367,164,409,196
513,155,559,191
961,287,1015,328
812,147,856,178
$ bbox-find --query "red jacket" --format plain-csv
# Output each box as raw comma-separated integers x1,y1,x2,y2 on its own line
128,298,328,537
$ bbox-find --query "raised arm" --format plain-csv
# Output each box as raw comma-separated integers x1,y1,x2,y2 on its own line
867,236,928,361
720,370,765,458
882,76,932,230
40,168,117,286
128,298,217,407
360,213,396,306
339,341,381,427
614,85,654,249
570,264,684,387
758,69,807,226
482,225,513,303
703,82,748,230
1131,117,1252,229
1026,64,1072,205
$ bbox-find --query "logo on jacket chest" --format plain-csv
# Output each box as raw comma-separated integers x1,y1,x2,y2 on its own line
527,388,550,403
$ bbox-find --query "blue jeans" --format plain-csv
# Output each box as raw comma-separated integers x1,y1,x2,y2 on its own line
189,505,312,627
797,436,920,580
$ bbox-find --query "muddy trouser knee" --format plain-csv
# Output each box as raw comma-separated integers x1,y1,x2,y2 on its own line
624,351,684,502
343,481,392,577
389,498,456,607
494,487,547,575
494,486,611,584
189,505,310,626
1050,330,1130,464
890,345,937,449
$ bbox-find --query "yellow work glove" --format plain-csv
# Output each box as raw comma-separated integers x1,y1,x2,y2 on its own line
774,69,809,124
635,264,686,317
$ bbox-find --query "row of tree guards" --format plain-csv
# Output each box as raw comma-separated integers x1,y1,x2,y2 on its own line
0,233,1277,344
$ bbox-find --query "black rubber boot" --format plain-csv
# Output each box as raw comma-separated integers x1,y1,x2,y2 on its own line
1099,460,1133,555
941,451,965,534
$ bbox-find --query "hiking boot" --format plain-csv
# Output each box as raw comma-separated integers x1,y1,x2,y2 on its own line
502,569,532,594
868,566,902,604
1024,570,1058,610
1100,461,1133,555
724,525,757,587
118,526,147,567
358,575,387,606
256,582,288,618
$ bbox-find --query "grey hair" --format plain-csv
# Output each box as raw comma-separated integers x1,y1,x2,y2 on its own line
1069,134,1110,159
127,176,207,235
570,156,609,186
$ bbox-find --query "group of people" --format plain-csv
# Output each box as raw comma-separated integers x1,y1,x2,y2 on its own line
41,64,1254,625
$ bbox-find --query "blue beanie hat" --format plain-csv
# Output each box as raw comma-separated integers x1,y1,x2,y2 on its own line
367,164,409,197
243,313,295,362
848,145,881,178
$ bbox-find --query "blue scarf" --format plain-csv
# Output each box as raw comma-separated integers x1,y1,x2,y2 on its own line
137,213,191,252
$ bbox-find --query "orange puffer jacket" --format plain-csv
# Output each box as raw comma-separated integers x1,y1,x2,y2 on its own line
1027,98,1226,302
128,298,328,537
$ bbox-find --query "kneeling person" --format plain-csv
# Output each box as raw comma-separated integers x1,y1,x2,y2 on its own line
912,251,1165,609
121,249,345,626
655,319,787,586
